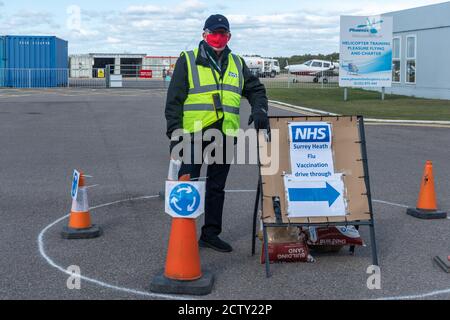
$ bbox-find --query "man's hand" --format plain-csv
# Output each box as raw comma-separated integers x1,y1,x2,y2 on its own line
248,109,269,130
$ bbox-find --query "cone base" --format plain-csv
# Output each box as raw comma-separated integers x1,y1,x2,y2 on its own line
150,270,214,296
434,255,450,273
61,225,102,239
406,208,447,219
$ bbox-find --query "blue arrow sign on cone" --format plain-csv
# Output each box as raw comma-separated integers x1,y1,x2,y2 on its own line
288,182,340,207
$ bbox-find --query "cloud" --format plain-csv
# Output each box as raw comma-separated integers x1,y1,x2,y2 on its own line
66,5,338,55
124,0,207,18
106,36,121,44
126,4,165,15
0,10,61,34
1,0,445,56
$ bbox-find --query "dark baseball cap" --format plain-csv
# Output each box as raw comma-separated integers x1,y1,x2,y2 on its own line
203,14,230,32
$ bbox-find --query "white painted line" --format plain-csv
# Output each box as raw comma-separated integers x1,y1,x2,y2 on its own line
269,100,338,116
365,118,450,125
377,288,450,300
372,199,409,208
269,100,450,126
38,194,450,300
38,195,196,300
371,199,450,300
365,122,450,129
268,102,319,116
85,184,99,189
89,195,160,210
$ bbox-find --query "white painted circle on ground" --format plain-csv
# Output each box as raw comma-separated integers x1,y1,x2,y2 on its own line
38,193,450,300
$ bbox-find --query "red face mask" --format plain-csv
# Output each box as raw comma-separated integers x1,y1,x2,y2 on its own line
205,33,230,49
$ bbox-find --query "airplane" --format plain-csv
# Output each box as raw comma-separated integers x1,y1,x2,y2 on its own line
285,59,339,83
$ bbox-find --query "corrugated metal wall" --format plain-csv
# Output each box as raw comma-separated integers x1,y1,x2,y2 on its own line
69,55,94,78
142,56,178,78
54,36,69,70
0,36,5,69
1,35,68,88
0,36,4,87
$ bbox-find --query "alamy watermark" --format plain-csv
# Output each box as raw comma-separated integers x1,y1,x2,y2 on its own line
170,125,280,175
66,265,81,290
66,5,82,32
366,265,381,290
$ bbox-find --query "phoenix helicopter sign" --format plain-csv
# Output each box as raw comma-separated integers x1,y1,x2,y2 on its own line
339,15,393,88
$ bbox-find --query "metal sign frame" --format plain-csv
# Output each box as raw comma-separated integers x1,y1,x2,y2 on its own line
251,115,378,277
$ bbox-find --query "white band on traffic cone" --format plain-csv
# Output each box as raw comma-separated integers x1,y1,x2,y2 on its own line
71,187,90,213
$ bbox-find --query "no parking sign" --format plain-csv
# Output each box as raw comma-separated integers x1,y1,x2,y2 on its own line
165,181,205,219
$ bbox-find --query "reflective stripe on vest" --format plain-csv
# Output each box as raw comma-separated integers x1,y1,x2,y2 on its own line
183,49,243,136
183,104,240,114
186,50,243,96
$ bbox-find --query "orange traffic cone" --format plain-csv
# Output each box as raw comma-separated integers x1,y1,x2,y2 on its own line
407,161,447,219
61,171,102,239
151,174,214,295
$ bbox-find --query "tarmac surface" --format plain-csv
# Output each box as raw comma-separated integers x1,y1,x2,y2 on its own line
0,88,449,300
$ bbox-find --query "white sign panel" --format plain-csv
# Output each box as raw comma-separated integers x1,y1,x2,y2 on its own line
288,122,334,180
165,181,205,219
284,174,347,218
339,15,393,87
71,169,80,200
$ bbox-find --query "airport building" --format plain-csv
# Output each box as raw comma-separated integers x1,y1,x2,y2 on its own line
382,2,450,99
69,53,146,78
69,53,177,79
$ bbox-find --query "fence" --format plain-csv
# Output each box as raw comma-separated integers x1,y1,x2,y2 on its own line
104,64,172,89
69,68,108,88
68,64,173,89
259,70,339,89
0,68,68,88
0,66,340,89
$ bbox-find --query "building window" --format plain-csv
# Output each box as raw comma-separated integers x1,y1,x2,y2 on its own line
392,37,401,83
406,35,416,84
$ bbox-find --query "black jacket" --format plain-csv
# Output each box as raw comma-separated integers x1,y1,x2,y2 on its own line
165,41,268,138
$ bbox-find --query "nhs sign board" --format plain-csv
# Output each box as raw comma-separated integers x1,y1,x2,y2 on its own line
290,124,331,143
288,121,335,181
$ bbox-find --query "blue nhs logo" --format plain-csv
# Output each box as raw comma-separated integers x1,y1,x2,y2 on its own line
291,125,330,143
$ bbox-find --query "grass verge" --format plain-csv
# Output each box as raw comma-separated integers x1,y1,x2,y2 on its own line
267,88,450,121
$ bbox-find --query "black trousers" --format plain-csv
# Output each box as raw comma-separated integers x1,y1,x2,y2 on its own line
177,132,233,239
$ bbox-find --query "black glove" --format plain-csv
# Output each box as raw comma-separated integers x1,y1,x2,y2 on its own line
248,109,269,131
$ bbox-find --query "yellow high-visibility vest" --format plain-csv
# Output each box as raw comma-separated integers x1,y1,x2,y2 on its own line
183,49,244,136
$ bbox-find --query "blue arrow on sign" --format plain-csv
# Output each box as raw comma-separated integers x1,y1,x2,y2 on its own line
288,182,340,207
71,170,80,200
169,183,201,217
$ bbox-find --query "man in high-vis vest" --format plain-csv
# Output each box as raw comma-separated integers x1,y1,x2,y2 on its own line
165,14,269,253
